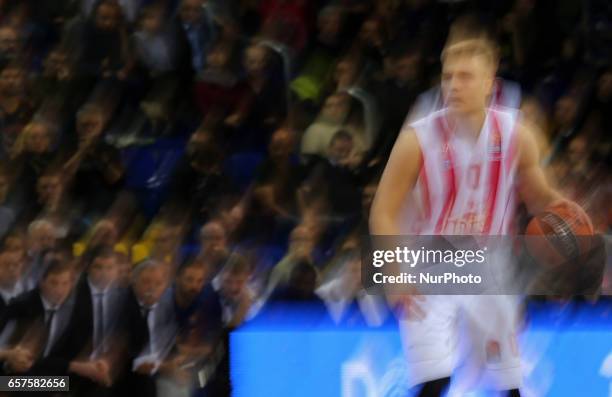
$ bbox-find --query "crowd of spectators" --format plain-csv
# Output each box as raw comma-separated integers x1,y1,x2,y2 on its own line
0,0,609,395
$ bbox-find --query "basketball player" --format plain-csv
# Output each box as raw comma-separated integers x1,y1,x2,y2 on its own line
369,18,570,397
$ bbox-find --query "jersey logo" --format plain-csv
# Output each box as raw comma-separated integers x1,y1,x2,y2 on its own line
488,131,503,161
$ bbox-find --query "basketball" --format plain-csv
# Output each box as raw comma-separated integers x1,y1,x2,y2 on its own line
524,200,594,267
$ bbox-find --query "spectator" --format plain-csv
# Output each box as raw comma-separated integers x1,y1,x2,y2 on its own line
177,0,217,73
0,63,35,160
12,121,59,199
330,55,363,94
67,247,126,395
265,223,319,294
241,43,287,141
167,128,226,223
0,249,24,309
194,39,252,128
131,3,190,78
32,168,79,240
367,45,424,160
0,260,76,376
2,232,26,259
173,260,218,329
301,92,365,159
120,259,174,396
197,220,230,277
214,254,253,328
15,120,56,159
250,127,303,240
268,260,326,306
290,6,346,105
70,0,130,79
35,47,91,118
21,219,58,291
258,0,310,53
171,260,222,371
355,17,388,75
303,130,362,220
64,103,124,216
0,25,21,68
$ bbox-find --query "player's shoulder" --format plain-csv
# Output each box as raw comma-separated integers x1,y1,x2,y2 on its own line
488,105,519,125
402,108,447,148
408,108,447,130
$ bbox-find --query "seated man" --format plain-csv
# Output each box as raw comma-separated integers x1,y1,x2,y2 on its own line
0,260,77,376
119,260,175,397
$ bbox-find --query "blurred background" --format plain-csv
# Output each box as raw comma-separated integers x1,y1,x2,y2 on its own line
0,0,609,396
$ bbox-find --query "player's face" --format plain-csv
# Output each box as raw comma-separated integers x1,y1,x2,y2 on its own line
441,53,494,115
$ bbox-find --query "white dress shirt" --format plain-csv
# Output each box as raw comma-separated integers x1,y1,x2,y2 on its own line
133,292,178,373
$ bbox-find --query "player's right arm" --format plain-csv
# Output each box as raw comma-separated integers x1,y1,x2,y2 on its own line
370,127,426,319
369,127,422,235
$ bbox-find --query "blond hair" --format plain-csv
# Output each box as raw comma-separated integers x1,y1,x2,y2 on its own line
441,16,499,69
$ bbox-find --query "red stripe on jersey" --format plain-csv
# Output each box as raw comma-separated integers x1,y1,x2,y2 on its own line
483,114,503,234
434,116,457,234
419,156,432,220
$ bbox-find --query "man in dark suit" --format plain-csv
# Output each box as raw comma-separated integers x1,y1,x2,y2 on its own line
65,246,127,396
0,259,77,377
117,259,174,397
160,259,223,395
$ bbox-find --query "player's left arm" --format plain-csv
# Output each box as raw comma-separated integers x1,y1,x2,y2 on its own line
515,122,563,215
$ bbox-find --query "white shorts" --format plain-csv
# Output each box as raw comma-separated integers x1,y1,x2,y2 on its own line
399,294,523,392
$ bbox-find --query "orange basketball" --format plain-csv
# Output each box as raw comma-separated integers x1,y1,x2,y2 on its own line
524,200,594,267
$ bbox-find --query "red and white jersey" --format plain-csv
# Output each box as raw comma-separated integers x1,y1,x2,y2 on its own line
403,106,520,236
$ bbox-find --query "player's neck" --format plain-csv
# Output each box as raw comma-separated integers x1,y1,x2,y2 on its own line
448,108,487,139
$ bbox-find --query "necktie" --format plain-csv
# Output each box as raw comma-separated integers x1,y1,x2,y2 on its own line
45,309,56,333
141,306,153,353
94,293,105,353
42,309,56,356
